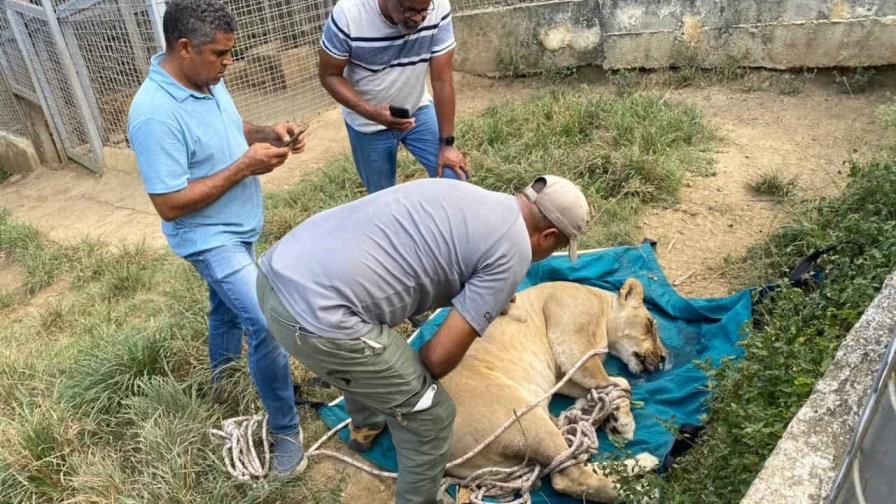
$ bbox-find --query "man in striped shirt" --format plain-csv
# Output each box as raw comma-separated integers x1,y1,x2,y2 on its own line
319,0,469,193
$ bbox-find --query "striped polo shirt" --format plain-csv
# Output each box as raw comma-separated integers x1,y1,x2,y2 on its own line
321,0,456,133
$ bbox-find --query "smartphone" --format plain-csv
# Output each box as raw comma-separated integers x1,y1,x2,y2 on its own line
283,123,309,147
389,105,411,119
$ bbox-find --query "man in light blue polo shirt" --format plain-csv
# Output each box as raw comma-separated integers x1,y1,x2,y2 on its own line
127,0,306,476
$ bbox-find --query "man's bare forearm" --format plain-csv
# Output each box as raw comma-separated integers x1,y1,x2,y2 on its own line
418,309,478,379
149,157,252,221
431,78,455,138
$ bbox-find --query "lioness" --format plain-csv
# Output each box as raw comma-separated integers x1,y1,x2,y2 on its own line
441,278,667,503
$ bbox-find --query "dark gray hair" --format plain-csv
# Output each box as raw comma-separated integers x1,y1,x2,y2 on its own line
530,202,569,245
163,0,237,48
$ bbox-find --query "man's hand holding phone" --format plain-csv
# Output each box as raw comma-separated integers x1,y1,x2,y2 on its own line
271,121,308,154
371,104,415,132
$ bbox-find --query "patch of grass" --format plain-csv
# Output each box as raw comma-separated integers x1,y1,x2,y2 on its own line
736,70,815,96
543,64,578,82
496,49,527,78
57,330,175,421
772,72,809,96
459,89,716,203
0,209,64,293
456,89,717,247
0,400,77,503
662,45,749,89
659,154,896,502
747,168,799,199
0,168,9,184
0,289,16,311
834,67,876,95
609,69,641,96
878,98,896,129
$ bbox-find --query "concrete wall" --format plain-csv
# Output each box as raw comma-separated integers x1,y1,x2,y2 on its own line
454,0,896,76
741,273,896,503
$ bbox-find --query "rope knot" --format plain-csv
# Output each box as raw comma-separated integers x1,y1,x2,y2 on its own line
447,381,631,503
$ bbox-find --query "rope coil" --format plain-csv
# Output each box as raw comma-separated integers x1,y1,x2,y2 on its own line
442,382,630,504
210,414,270,481
211,347,629,504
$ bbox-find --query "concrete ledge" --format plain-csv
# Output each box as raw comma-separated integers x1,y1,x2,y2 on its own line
741,273,896,503
603,16,896,69
0,131,40,175
453,0,896,75
102,146,139,176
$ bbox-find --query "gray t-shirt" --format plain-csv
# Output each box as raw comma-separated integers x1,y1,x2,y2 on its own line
259,179,531,338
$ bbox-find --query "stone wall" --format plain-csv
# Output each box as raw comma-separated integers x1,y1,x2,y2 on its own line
453,0,896,75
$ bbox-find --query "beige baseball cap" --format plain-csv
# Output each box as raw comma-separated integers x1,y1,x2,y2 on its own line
522,175,590,261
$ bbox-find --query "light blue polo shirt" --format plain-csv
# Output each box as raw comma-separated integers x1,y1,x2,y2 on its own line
127,53,262,257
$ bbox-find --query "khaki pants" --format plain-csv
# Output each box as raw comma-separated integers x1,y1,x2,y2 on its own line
258,270,456,504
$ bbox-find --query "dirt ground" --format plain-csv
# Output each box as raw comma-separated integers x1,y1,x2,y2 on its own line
642,76,892,296
0,69,893,501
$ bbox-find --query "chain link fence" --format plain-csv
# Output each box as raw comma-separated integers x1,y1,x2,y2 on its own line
0,71,25,136
0,0,519,172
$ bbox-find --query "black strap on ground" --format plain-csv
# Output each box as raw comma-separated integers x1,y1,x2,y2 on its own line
660,423,705,473
754,240,864,306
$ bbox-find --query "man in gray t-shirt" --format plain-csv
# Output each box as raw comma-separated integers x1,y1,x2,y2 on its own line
257,175,589,504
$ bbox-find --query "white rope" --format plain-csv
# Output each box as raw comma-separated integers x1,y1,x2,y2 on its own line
209,414,270,481
303,348,627,504
441,382,630,503
211,347,626,503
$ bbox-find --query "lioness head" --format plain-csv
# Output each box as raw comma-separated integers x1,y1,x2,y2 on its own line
607,278,667,374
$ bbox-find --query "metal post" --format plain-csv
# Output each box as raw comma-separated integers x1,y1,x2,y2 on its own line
145,0,165,51
38,0,104,173
58,16,106,144
117,0,150,75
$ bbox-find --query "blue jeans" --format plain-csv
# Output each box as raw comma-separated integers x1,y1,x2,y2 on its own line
185,241,299,435
346,104,462,193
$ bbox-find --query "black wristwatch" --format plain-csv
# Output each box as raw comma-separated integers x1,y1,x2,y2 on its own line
439,136,455,146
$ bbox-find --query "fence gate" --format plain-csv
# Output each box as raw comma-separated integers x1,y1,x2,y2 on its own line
4,0,104,173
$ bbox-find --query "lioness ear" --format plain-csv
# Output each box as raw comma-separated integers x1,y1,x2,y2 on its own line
619,278,644,306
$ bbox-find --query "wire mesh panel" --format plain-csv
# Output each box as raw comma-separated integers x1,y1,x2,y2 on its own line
223,0,335,125
10,9,102,169
0,4,37,101
59,0,161,144
0,70,26,136
0,0,359,168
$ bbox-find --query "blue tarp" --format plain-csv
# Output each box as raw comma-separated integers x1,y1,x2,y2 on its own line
319,242,753,503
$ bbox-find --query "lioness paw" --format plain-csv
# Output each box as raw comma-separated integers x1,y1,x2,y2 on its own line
608,376,631,391
606,411,635,442
626,453,659,475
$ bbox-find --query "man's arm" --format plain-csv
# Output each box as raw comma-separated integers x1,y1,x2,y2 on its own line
430,51,456,142
318,50,415,132
149,142,290,221
243,120,307,154
418,308,479,379
429,50,468,179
